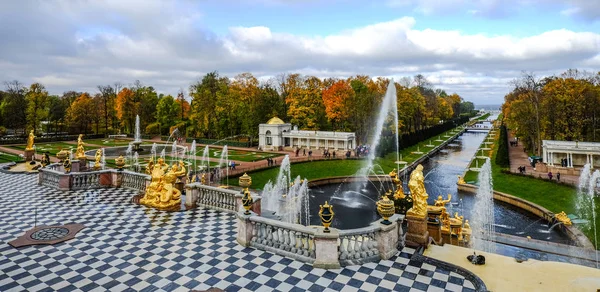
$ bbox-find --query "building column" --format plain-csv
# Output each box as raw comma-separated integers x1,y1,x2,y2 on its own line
543,146,548,164
569,153,573,168
591,154,594,169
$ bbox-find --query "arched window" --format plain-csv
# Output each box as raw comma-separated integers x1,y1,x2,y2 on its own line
266,130,272,145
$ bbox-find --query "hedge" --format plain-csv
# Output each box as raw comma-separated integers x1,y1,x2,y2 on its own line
495,124,510,167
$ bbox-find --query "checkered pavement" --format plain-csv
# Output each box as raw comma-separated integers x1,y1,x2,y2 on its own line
0,172,478,291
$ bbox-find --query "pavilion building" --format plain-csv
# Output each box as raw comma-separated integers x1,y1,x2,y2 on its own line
542,140,599,174
258,117,356,151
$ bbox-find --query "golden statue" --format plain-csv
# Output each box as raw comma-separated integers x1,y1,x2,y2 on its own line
76,134,86,159
435,194,452,207
389,168,405,199
457,175,466,184
63,157,72,173
94,149,102,169
464,219,471,230
146,160,154,175
41,152,50,167
26,130,35,150
453,212,464,223
555,211,572,226
139,158,186,210
407,164,428,217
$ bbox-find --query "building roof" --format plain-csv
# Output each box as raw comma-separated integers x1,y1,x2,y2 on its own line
266,117,286,125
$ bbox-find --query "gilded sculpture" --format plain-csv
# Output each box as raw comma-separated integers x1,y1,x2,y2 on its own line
434,194,452,207
457,175,466,184
75,134,86,159
407,164,428,217
555,211,572,226
94,149,102,169
389,168,405,199
139,158,186,210
26,130,35,150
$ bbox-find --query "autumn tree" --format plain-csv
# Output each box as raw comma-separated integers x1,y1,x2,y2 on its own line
189,71,229,138
97,85,116,134
115,87,138,134
25,83,49,132
65,93,95,134
322,80,354,130
47,95,68,133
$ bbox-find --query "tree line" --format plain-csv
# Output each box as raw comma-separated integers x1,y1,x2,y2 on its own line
502,69,600,155
0,72,475,144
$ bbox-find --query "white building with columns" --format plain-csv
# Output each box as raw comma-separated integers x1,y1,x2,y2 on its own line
542,140,600,169
258,117,356,151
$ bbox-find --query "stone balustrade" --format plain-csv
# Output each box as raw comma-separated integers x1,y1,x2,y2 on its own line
121,171,150,192
237,212,404,269
71,171,103,190
38,168,61,189
185,183,262,214
38,167,150,193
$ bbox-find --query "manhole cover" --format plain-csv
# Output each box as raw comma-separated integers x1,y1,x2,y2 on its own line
30,227,70,241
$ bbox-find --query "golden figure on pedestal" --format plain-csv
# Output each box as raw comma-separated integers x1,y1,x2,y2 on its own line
389,169,405,199
94,149,102,170
75,134,86,159
26,130,35,150
407,164,428,217
139,158,186,210
457,175,466,184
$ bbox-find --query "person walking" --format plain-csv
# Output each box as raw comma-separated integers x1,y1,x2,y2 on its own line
548,171,553,180
557,172,560,182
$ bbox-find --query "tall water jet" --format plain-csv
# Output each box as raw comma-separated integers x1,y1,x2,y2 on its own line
101,148,106,170
471,158,496,254
132,115,143,152
216,145,229,185
125,143,133,169
160,149,166,160
201,145,210,178
171,141,178,163
189,140,197,176
133,152,139,173
576,164,599,268
261,155,310,225
364,80,398,170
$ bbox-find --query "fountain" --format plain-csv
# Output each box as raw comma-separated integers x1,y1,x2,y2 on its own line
131,115,143,153
470,158,496,254
189,140,197,176
476,149,487,159
576,164,599,268
435,136,443,142
201,146,210,179
469,159,481,172
170,141,178,164
215,145,229,185
261,155,310,225
412,146,423,155
101,148,106,170
425,140,435,147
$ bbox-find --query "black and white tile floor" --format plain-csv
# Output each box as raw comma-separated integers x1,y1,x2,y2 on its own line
0,173,476,291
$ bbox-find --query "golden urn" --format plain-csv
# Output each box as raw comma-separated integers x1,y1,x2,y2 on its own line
56,149,69,162
318,201,334,233
377,192,395,225
115,155,125,171
239,173,253,215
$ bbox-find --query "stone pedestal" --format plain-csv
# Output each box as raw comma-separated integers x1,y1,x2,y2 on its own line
111,172,123,187
375,220,399,260
99,173,112,187
236,213,253,247
77,157,87,171
71,161,80,172
314,229,341,269
185,186,198,208
405,212,430,248
24,149,34,161
235,195,262,215
427,219,442,245
58,174,71,191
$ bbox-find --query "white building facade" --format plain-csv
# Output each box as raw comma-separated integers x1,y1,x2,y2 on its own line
542,140,600,168
258,117,356,151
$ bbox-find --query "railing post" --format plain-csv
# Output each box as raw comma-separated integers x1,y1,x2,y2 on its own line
313,228,340,269
374,215,401,260
58,173,71,191
185,184,198,208
236,212,254,247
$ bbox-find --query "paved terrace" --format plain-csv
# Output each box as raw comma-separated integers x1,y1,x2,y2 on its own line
0,172,479,292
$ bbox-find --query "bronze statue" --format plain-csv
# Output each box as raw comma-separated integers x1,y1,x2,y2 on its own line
75,134,86,159
26,130,35,150
407,164,428,217
555,211,572,226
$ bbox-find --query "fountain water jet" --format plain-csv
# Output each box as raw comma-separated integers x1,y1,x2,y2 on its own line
471,158,496,254
216,145,229,185
131,115,143,153
576,164,599,268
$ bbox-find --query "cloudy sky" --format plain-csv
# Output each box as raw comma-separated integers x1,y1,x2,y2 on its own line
1,0,599,105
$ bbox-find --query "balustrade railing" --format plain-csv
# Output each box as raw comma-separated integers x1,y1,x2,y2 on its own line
39,169,61,189
249,216,316,263
71,171,102,190
338,227,380,265
121,171,149,192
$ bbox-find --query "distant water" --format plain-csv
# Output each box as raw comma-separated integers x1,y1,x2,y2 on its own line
475,104,501,111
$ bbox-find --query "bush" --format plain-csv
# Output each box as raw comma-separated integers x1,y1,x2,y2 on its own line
145,122,160,135
0,126,6,136
495,124,510,167
169,121,187,137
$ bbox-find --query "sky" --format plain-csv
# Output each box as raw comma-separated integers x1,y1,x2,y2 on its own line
0,0,599,105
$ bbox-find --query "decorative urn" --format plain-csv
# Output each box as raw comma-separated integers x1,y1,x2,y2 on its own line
318,201,334,233
56,149,68,162
115,155,125,171
239,173,253,215
63,158,72,173
376,191,395,225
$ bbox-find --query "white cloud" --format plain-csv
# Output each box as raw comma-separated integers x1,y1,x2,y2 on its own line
0,1,599,105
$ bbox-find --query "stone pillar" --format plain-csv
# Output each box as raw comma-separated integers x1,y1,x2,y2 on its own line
313,229,341,269
111,171,123,187
591,154,594,169
236,213,254,247
24,149,35,161
405,211,430,248
58,174,71,191
375,220,399,260
78,158,87,171
185,185,197,208
99,172,112,187
71,160,80,172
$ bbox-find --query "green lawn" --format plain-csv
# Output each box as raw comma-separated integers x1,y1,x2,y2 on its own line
466,127,599,248
0,152,23,163
226,126,466,189
197,147,283,162
476,113,491,120
83,138,133,147
7,142,94,156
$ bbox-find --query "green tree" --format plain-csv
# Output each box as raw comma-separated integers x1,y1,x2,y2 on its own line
189,71,230,138
47,95,68,133
25,83,49,132
1,80,27,134
155,95,179,135
65,93,95,134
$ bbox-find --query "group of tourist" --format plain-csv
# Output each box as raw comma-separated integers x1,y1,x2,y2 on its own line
355,144,371,157
560,158,570,167
266,157,276,166
322,149,336,159
548,171,560,181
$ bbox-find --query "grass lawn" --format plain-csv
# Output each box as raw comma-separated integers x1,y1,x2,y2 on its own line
476,113,491,120
466,127,599,248
226,126,466,189
7,142,95,156
198,147,283,162
0,152,23,163
83,138,133,147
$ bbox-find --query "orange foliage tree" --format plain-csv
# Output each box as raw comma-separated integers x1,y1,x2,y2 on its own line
115,87,138,133
322,80,354,130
